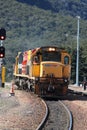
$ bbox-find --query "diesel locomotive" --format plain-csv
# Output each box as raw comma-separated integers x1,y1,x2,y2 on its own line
13,46,71,97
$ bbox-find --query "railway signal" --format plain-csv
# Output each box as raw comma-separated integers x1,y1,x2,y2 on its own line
0,46,5,58
0,28,6,87
0,28,6,40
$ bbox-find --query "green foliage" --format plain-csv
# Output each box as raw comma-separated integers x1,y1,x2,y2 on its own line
0,0,87,83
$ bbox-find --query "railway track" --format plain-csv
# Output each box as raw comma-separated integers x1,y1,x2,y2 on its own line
40,89,87,130
3,83,87,130
41,99,73,130
62,91,87,130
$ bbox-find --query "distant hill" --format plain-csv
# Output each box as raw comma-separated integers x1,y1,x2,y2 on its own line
0,0,87,81
17,0,87,19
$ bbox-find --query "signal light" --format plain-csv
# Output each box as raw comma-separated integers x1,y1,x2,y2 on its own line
0,46,5,58
1,36,5,40
0,28,6,40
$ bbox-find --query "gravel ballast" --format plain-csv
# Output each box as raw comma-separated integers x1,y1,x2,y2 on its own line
0,87,46,130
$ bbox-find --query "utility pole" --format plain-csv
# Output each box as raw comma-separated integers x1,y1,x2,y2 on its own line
76,16,80,86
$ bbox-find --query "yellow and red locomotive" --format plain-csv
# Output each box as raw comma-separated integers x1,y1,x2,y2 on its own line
13,46,71,97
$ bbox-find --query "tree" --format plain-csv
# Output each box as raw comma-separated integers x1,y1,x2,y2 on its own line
71,46,87,84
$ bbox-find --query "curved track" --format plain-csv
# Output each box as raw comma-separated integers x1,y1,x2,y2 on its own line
40,89,87,130
41,100,73,130
63,90,87,130
36,100,49,130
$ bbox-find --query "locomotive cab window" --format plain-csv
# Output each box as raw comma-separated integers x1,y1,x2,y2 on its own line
64,56,69,65
42,51,61,62
33,55,39,64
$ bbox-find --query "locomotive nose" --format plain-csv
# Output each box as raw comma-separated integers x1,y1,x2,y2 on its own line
40,61,63,78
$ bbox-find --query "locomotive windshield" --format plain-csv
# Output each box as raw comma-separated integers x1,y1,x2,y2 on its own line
42,50,61,62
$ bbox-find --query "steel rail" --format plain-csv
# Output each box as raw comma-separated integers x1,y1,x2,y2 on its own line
59,101,73,130
36,99,49,130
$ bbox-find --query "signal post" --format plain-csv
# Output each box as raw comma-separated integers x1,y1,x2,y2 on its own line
0,28,6,87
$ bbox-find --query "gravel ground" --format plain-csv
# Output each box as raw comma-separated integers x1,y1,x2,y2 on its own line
63,93,87,130
0,86,46,130
1,84,86,130
42,100,70,130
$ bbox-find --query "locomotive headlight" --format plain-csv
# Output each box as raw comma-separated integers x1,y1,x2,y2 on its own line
49,48,55,51
64,79,68,82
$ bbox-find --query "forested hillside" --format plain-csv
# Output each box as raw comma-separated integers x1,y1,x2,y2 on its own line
0,0,87,83
18,0,87,19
